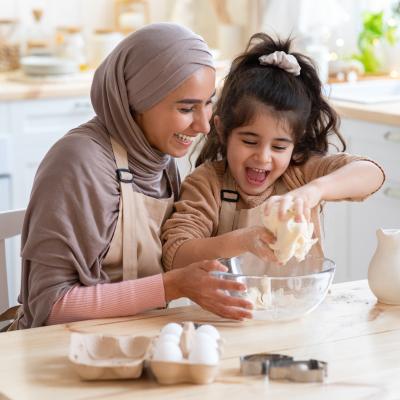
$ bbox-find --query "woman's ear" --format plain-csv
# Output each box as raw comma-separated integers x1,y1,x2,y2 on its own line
214,115,224,142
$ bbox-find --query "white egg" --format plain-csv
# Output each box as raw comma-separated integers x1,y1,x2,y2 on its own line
193,331,218,349
196,324,220,340
157,332,180,345
152,342,183,362
188,344,219,365
160,322,183,337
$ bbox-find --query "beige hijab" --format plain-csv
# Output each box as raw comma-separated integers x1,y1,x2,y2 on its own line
17,23,215,328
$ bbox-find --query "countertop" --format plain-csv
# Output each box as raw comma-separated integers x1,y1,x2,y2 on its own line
330,99,400,126
0,72,92,101
1,72,400,126
0,280,399,400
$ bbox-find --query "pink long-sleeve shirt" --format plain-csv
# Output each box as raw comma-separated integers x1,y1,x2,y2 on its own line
46,274,165,325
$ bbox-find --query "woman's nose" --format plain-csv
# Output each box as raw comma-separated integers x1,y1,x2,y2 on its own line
192,108,211,135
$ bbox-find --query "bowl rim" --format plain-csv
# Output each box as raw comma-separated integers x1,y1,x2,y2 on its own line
213,256,336,280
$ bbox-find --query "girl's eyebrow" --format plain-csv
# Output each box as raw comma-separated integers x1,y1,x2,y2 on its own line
238,131,293,142
176,90,216,104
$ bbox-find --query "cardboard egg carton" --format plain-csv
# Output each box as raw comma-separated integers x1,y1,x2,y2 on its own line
69,322,223,385
69,333,152,380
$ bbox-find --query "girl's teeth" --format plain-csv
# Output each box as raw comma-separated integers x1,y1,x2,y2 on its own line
246,168,268,183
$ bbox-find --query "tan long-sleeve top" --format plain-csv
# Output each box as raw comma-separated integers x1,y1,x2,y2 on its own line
162,153,384,270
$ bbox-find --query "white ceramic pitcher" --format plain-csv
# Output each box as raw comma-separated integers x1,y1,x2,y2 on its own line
368,228,400,305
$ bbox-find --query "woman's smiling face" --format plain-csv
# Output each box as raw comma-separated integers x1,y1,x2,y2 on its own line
221,104,294,196
135,66,215,158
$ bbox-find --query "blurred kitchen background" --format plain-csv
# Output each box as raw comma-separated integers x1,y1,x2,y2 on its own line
1,0,400,309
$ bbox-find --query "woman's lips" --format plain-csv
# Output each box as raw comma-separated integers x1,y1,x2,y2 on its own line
174,132,196,147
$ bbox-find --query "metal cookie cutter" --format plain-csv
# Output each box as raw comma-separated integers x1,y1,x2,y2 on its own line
269,359,328,383
240,353,293,376
240,354,327,383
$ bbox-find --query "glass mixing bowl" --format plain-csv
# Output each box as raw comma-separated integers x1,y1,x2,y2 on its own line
213,253,335,321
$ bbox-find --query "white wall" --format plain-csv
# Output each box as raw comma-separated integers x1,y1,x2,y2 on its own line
0,0,113,30
1,0,397,61
260,0,397,56
0,0,254,58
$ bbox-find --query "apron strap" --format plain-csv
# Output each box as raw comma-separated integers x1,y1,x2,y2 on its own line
110,137,138,280
217,170,240,235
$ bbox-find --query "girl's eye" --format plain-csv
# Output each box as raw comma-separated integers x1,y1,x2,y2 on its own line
273,146,288,151
242,140,257,145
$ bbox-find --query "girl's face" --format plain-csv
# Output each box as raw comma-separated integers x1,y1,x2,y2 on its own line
219,107,294,196
136,66,215,158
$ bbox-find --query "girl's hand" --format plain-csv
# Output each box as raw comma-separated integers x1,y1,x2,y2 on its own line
235,226,277,262
163,260,253,320
264,182,323,222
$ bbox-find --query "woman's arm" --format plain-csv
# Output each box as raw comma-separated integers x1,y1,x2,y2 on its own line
46,275,166,325
47,260,253,325
163,260,253,320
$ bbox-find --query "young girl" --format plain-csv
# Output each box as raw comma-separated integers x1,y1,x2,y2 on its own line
161,33,385,270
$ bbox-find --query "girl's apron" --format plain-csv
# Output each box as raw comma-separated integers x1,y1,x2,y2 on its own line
3,137,173,331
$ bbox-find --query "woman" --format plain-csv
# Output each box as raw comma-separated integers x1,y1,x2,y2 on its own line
12,23,252,329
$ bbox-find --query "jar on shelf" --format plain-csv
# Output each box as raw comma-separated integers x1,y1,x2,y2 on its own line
0,19,20,72
56,26,87,70
25,8,54,56
114,0,149,34
87,29,124,69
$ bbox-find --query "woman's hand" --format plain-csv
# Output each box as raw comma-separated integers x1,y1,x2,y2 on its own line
163,260,253,320
263,182,323,222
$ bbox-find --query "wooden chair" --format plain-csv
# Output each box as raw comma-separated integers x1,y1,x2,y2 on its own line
0,209,25,328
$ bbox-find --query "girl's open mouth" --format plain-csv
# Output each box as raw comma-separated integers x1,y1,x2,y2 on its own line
245,167,269,185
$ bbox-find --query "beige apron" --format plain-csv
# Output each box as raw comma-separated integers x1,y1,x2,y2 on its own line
217,170,323,268
2,137,173,331
102,137,174,281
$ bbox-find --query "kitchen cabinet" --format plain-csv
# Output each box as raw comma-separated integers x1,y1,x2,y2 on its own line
323,118,400,282
3,97,94,209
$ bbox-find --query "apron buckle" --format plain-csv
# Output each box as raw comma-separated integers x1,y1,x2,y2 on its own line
220,189,239,203
116,168,134,183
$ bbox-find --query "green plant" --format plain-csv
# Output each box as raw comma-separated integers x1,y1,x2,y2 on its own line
353,10,398,73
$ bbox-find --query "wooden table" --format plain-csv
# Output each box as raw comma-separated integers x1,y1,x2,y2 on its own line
0,280,399,400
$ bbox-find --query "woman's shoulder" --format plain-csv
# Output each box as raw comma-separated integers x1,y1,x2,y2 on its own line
33,130,117,199
55,129,112,160
44,130,114,175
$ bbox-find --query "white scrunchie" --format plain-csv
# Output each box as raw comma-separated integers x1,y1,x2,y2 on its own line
259,51,301,76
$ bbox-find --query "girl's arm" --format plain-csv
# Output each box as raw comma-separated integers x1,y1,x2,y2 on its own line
172,226,276,268
309,160,384,201
264,159,385,221
162,162,276,270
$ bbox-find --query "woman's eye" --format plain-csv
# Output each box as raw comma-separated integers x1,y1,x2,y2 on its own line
178,108,194,114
